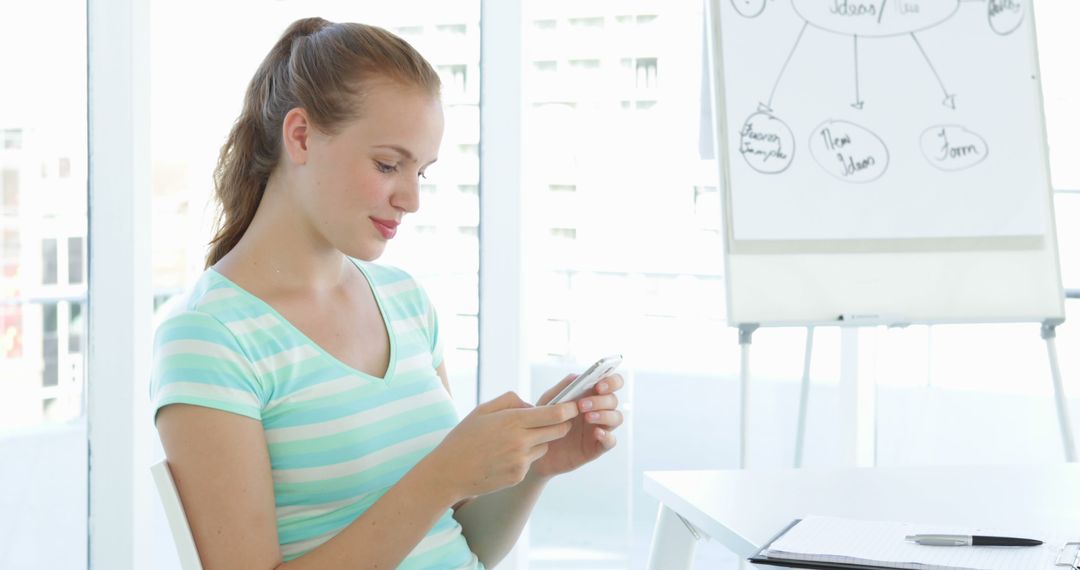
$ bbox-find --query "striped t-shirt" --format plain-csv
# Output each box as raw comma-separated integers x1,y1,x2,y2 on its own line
150,260,482,569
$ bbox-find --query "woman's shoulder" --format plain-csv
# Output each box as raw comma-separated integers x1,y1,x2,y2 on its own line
152,269,263,337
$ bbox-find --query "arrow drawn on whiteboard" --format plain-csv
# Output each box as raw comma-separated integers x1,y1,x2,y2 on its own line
910,32,957,109
851,35,864,110
762,21,810,112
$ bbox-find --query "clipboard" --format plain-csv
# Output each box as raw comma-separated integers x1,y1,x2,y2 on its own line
747,518,1080,570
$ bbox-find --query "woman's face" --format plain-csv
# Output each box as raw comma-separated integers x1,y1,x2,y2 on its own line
298,81,444,261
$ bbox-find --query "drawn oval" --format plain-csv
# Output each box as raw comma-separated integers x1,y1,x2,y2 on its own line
739,111,795,174
809,119,889,183
919,125,989,171
731,0,767,18
987,0,1024,36
791,0,961,38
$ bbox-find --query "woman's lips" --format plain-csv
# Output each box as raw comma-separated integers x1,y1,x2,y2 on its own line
370,217,399,239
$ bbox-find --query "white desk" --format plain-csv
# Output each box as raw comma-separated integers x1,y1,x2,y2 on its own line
644,464,1080,569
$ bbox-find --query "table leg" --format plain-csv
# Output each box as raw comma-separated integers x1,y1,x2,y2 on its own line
647,504,699,570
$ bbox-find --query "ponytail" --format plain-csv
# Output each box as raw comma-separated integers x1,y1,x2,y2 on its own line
205,17,441,267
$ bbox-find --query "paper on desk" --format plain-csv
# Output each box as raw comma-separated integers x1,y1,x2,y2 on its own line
764,516,1072,570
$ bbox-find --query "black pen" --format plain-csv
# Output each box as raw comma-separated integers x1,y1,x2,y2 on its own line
905,534,1043,547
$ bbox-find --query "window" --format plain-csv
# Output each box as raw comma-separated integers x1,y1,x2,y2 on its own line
438,64,468,97
568,16,603,29
523,2,749,566
548,227,576,240
68,302,82,353
436,23,467,36
2,169,18,212
635,57,658,89
42,238,57,285
67,236,83,284
395,25,423,37
568,58,600,69
533,60,557,74
2,128,22,150
693,185,721,231
42,302,58,388
2,228,18,278
150,1,481,433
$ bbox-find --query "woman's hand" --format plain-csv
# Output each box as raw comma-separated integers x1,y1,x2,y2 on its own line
528,372,625,479
424,392,580,501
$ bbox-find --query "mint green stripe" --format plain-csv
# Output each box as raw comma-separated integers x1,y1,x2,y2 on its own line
268,402,452,455
273,449,429,496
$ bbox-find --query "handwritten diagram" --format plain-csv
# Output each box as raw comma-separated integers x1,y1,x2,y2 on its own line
734,0,1024,182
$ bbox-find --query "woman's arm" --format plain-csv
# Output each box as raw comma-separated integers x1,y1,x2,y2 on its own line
436,365,624,568
431,363,546,566
452,469,552,567
157,384,576,569
157,403,456,570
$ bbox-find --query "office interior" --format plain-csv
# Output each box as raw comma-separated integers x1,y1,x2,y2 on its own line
1,0,1078,568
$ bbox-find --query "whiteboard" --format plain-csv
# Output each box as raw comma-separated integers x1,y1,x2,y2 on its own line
705,0,1064,326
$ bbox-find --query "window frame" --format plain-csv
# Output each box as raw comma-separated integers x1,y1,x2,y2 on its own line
87,0,154,567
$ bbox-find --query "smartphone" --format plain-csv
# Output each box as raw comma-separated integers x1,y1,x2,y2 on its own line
548,354,623,405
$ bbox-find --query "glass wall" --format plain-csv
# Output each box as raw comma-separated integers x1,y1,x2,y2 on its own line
0,2,88,568
520,1,1079,568
147,1,479,566
149,0,481,413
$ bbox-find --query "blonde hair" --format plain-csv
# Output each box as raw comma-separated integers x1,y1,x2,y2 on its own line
205,17,441,267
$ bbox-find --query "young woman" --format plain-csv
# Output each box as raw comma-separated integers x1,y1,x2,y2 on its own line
150,17,624,570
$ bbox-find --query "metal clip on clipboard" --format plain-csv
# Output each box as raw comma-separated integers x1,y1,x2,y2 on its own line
1056,542,1080,569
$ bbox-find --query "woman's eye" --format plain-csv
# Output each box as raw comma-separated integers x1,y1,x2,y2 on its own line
375,161,398,173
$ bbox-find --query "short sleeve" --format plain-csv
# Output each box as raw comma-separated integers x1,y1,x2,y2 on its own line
150,310,266,422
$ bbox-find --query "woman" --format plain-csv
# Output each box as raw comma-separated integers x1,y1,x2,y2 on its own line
151,17,624,570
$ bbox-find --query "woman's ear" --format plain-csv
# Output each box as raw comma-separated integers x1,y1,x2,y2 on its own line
281,107,311,165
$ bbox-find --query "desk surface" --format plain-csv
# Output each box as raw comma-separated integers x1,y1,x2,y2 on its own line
644,464,1080,558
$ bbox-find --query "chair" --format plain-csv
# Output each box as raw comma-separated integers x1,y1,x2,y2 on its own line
150,460,204,570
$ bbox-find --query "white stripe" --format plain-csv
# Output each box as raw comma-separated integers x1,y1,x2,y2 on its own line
197,287,240,305
280,527,339,559
379,278,419,298
407,524,465,558
273,429,450,484
223,313,280,335
252,345,321,376
391,314,426,335
274,373,363,405
275,491,372,521
279,516,473,564
266,388,449,444
156,339,248,368
395,352,433,374
156,381,260,409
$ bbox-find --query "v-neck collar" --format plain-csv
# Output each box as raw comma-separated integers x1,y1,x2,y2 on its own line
208,258,397,383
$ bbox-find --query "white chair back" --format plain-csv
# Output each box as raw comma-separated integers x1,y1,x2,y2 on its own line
150,460,204,570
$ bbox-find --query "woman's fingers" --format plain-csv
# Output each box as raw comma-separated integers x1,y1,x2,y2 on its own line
594,427,617,450
592,373,624,395
527,418,575,445
576,393,619,413
516,401,578,428
582,409,623,429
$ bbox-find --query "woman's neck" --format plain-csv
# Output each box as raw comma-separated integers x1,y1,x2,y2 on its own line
214,176,352,295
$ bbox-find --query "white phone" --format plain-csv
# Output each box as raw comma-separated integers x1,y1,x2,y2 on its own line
548,354,623,405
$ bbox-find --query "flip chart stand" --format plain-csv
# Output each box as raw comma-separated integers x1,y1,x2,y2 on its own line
736,318,1077,468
